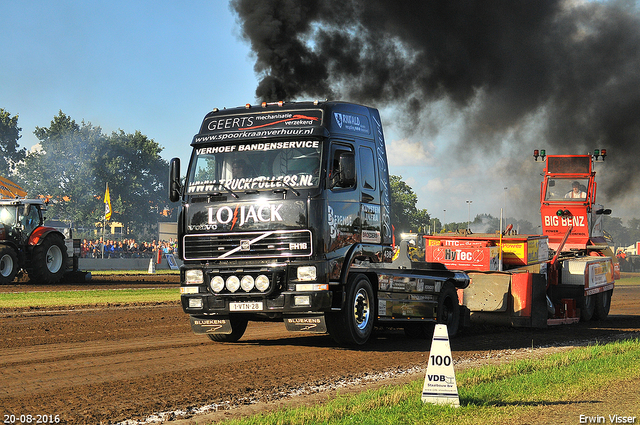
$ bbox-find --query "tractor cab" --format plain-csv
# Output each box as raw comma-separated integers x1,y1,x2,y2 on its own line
0,199,45,244
537,150,611,252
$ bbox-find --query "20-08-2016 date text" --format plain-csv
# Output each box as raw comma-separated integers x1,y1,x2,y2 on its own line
3,414,61,424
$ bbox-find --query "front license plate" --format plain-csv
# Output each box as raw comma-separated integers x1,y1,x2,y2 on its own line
230,301,263,311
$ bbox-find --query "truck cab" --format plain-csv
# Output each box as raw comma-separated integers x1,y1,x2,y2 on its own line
170,101,468,345
539,152,611,251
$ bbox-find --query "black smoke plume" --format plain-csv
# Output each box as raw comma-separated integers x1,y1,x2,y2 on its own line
231,0,640,201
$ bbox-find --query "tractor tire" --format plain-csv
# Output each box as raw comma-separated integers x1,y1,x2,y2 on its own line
0,245,19,284
27,233,67,284
207,316,248,342
593,289,613,321
436,282,461,337
326,273,375,346
580,294,596,321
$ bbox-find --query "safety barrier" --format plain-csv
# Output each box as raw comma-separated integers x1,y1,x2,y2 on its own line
77,256,182,271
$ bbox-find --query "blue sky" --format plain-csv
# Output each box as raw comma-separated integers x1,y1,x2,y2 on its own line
3,1,631,226
2,2,256,166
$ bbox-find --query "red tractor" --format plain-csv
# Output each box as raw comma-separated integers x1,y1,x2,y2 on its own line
0,197,69,284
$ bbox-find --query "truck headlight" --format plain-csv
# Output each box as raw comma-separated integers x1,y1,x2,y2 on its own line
255,274,270,292
226,276,240,293
241,275,255,292
297,266,316,281
188,297,203,309
294,295,311,306
296,283,329,291
210,276,225,293
180,286,199,294
185,269,204,284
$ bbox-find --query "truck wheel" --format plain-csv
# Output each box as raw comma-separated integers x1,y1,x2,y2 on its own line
593,290,612,321
0,245,18,284
27,234,67,284
207,316,248,342
580,294,596,321
436,282,460,337
326,273,374,346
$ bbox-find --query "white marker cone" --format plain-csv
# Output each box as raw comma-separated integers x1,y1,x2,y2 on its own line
421,324,460,407
148,257,156,274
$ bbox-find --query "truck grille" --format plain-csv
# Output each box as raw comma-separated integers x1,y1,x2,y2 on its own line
184,230,312,261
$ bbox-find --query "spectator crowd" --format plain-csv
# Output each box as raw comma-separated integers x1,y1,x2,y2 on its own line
81,238,178,259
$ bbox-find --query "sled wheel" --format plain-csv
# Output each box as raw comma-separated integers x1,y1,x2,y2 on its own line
326,273,374,346
207,316,248,342
593,289,612,321
0,245,19,284
436,282,461,337
580,294,596,321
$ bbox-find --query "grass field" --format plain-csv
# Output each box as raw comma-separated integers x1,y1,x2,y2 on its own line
0,287,179,309
618,273,640,285
217,339,640,425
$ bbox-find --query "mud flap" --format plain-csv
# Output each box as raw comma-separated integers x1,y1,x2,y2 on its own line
190,316,232,334
284,314,327,333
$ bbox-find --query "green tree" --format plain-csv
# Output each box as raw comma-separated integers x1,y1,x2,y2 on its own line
604,216,635,248
0,108,26,176
389,175,431,240
95,129,169,234
16,111,169,237
17,111,103,223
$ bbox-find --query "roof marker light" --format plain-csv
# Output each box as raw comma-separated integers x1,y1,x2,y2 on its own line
593,148,607,162
533,149,546,162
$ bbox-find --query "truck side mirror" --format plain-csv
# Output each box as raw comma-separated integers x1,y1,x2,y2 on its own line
595,208,612,215
337,152,356,188
169,158,182,203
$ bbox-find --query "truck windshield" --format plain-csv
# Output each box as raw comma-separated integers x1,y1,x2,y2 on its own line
187,140,321,195
545,178,589,201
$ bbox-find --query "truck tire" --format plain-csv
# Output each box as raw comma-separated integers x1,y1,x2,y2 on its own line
436,282,461,337
27,233,67,284
593,290,612,321
207,316,248,342
326,273,374,346
580,294,596,321
0,245,18,284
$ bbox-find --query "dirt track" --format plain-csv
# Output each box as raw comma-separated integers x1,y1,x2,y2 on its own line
1,275,639,424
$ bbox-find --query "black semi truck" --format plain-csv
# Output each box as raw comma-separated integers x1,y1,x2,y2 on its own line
169,100,469,346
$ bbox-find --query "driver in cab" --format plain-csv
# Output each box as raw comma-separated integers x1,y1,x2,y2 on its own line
565,181,586,199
